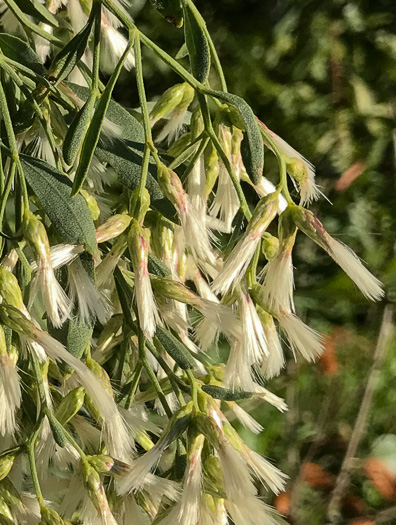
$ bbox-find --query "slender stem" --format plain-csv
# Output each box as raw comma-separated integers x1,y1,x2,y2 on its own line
327,306,394,524
27,417,46,510
124,360,143,409
246,242,261,287
186,369,199,411
134,33,157,204
0,161,17,227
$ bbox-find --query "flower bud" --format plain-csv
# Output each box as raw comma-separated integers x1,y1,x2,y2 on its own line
129,188,151,223
54,386,85,425
261,233,279,261
0,267,25,310
80,190,100,220
0,455,15,482
0,496,13,523
23,210,70,327
150,83,193,124
40,506,66,524
96,214,132,244
87,454,115,473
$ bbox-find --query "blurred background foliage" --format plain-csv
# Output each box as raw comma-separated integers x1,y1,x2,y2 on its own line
115,0,396,522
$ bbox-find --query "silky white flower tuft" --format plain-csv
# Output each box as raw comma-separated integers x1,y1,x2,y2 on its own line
277,310,324,362
68,258,112,325
0,353,21,436
326,237,384,301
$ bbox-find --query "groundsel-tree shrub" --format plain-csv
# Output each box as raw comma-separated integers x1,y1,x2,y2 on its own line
0,0,384,523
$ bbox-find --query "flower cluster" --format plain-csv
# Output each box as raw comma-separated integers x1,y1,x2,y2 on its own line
0,0,384,523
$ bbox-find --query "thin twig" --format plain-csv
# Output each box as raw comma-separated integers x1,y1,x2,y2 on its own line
327,305,394,524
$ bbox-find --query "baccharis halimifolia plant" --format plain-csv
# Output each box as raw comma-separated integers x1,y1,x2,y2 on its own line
0,0,384,523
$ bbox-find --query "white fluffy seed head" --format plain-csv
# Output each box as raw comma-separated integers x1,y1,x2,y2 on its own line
277,310,324,362
0,353,21,436
326,237,384,301
228,402,263,434
68,258,113,325
116,445,165,495
259,250,295,313
30,261,71,328
100,24,135,75
218,442,257,500
239,293,268,365
244,447,287,495
34,331,132,460
211,232,261,295
177,434,205,525
225,495,279,525
260,315,285,379
210,163,240,234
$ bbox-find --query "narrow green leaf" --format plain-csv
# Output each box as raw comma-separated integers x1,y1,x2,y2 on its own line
47,19,93,85
63,96,95,166
64,82,176,220
20,154,96,253
47,413,68,447
148,253,172,277
156,326,196,370
14,0,60,28
201,385,253,401
208,90,264,183
0,33,45,75
71,34,134,196
182,2,210,83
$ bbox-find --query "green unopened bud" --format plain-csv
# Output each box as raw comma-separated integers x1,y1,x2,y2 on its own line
193,414,221,447
0,327,6,358
0,304,36,339
0,497,13,523
204,145,219,197
129,188,151,223
289,204,328,248
0,268,24,310
22,210,50,260
95,214,132,244
40,507,65,525
261,233,280,261
150,83,192,123
167,132,191,157
248,193,279,234
55,387,85,425
87,454,114,473
286,157,308,184
80,190,100,221
0,455,15,482
82,462,113,517
96,314,123,352
190,108,204,139
150,275,198,305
